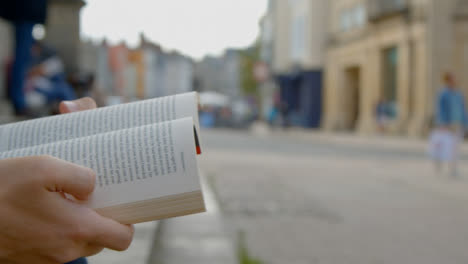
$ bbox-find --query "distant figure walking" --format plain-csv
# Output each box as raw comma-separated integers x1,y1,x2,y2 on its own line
375,98,389,133
430,73,467,177
279,101,290,129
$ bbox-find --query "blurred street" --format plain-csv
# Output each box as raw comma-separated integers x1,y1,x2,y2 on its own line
194,128,468,264
3,0,468,263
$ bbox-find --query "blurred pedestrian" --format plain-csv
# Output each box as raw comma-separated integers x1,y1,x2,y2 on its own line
375,98,388,133
267,104,279,126
279,101,290,129
430,73,467,177
25,41,77,112
0,0,47,116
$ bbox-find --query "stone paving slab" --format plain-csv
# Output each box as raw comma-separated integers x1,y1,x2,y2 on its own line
148,174,237,264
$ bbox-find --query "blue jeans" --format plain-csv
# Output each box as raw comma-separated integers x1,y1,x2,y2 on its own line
35,74,77,102
10,21,35,112
66,258,87,264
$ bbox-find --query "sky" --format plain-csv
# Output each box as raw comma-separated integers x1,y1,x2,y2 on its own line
81,0,268,60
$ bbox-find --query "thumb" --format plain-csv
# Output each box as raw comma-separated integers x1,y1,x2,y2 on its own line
59,97,97,114
39,156,96,200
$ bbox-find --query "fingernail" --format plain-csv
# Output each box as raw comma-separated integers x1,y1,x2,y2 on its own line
63,101,78,112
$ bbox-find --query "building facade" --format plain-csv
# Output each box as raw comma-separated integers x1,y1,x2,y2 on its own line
0,20,13,120
194,49,241,99
141,41,164,99
45,0,85,74
0,0,84,112
262,0,329,128
324,0,468,135
163,52,194,96
0,20,12,100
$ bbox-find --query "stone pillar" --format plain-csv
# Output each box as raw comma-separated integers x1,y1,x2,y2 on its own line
408,30,429,136
0,20,12,99
395,38,411,133
45,0,85,74
454,0,468,91
0,20,13,116
322,55,340,131
357,45,380,134
454,19,468,100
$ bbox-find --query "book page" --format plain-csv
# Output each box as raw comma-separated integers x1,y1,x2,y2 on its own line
0,117,201,209
0,92,199,152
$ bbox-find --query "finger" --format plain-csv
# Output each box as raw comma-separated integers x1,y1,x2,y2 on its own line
59,97,97,114
88,214,134,251
82,244,105,257
38,156,96,200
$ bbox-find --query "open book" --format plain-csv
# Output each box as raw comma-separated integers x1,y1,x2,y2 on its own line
0,92,205,224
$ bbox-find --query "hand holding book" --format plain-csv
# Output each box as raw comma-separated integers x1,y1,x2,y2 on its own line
0,92,206,224
0,98,134,263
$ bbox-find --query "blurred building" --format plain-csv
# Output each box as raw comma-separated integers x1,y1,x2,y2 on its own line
0,21,12,100
0,0,85,76
261,0,329,128
0,21,13,120
194,49,241,99
324,0,468,136
108,43,129,99
80,36,195,104
127,48,145,100
141,39,165,99
0,0,84,114
223,49,242,99
45,0,85,74
80,39,113,99
194,56,222,94
164,52,194,96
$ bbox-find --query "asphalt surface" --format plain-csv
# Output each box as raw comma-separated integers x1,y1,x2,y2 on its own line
199,129,468,264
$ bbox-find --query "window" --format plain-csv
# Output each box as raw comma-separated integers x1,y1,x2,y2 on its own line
340,4,367,32
354,4,367,27
290,15,306,61
369,0,407,20
288,0,308,62
340,10,352,31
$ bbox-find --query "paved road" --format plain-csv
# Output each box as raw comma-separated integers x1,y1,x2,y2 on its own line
199,129,468,264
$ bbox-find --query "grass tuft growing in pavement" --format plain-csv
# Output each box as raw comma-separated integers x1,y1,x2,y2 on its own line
207,173,263,264
237,231,264,264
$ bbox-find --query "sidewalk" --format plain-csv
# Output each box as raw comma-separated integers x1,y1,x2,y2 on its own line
250,122,468,153
89,173,236,264
148,174,237,264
